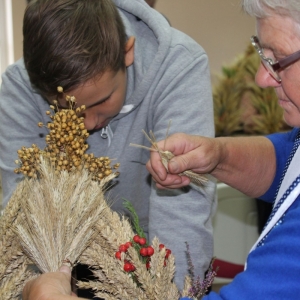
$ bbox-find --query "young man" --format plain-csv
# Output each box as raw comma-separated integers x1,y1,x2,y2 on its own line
0,0,216,293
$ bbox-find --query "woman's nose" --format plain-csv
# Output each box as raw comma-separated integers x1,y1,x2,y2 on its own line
255,62,281,88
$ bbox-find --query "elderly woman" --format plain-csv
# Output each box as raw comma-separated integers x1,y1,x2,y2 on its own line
23,0,300,299
148,0,300,299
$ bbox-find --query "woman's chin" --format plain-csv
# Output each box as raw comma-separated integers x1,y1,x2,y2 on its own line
283,113,300,128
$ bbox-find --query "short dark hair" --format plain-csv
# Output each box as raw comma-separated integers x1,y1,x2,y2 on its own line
23,0,127,96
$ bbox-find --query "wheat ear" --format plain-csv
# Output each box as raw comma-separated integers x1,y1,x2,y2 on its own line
130,122,208,186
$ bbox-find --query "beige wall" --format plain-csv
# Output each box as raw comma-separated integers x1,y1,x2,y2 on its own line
155,0,255,82
12,0,256,82
12,0,27,61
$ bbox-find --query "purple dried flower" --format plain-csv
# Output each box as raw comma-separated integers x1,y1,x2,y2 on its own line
185,242,217,299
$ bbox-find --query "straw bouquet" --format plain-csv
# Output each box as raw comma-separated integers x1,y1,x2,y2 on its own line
0,88,216,299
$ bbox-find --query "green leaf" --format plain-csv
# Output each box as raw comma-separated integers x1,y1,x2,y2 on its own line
122,199,146,238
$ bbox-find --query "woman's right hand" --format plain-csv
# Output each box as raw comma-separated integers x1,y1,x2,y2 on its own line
146,133,220,189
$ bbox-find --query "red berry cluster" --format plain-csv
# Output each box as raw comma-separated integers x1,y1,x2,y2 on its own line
115,235,172,273
134,235,154,260
133,235,154,270
123,260,135,272
115,241,136,272
159,243,172,266
133,234,146,245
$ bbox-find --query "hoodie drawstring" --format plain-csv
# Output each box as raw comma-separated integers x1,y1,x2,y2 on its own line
101,125,112,147
101,127,108,139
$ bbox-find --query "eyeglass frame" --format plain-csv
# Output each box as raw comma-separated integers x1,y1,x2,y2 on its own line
251,35,300,82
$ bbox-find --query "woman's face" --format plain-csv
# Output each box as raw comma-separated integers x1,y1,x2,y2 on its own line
255,15,300,127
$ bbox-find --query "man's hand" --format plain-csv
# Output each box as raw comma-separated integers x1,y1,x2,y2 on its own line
22,265,87,300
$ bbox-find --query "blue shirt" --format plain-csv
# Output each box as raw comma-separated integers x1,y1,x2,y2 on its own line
203,128,300,299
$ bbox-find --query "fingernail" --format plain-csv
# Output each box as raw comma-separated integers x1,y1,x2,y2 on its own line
169,160,179,173
59,265,71,274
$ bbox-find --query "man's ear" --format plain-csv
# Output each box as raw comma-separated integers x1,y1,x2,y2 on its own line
125,36,135,67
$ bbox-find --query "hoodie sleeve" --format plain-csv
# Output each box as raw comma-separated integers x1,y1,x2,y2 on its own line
147,33,217,290
0,60,49,208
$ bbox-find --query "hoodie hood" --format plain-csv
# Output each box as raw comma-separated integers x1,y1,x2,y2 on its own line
113,0,172,119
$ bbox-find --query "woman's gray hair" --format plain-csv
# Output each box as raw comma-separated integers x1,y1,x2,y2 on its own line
242,0,300,22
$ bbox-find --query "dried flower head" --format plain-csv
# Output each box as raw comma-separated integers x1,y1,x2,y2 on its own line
14,86,119,182
0,87,216,300
182,242,217,299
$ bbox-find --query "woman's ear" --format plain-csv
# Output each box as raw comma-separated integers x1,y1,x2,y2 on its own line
125,36,135,67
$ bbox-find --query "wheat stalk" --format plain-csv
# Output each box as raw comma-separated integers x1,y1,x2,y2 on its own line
0,88,119,296
14,156,115,273
0,152,212,299
0,255,37,300
0,88,215,299
80,241,147,299
130,121,208,186
77,206,181,300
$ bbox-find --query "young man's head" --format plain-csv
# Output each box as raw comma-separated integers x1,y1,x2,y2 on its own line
24,0,135,131
23,0,128,97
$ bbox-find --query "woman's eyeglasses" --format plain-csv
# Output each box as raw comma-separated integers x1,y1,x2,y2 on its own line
251,35,300,82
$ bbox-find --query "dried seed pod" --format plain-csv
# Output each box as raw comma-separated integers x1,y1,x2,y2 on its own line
14,87,119,182
57,86,63,93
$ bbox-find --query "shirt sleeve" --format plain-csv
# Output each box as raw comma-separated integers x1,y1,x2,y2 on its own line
259,129,298,203
203,128,300,300
0,61,50,208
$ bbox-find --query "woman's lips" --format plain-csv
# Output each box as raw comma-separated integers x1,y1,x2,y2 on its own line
278,98,289,108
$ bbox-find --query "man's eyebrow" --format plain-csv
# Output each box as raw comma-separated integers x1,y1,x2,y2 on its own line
85,94,111,109
56,93,112,110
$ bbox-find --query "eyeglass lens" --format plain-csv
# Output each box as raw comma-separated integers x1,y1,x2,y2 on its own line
261,59,281,81
251,35,281,81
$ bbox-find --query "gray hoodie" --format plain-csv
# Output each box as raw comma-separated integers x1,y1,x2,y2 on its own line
0,0,216,290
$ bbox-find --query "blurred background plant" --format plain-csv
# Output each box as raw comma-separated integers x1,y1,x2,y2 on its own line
213,43,291,137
